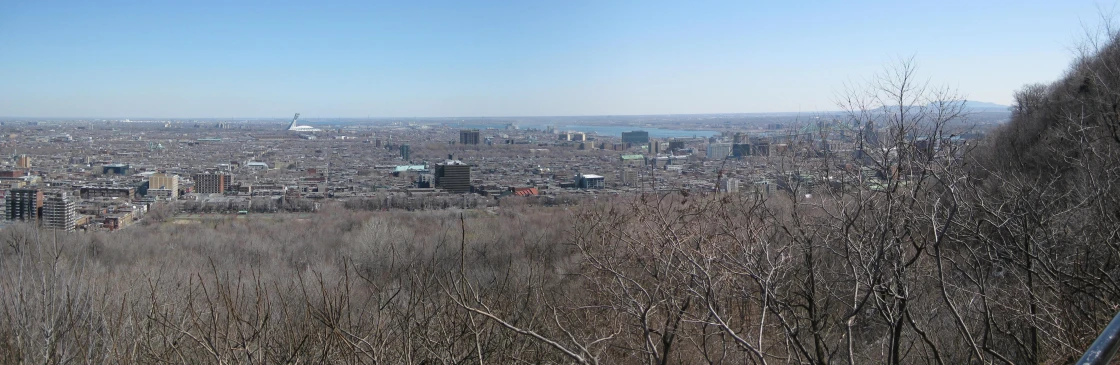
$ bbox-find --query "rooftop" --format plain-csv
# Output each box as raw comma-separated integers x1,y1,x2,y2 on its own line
393,165,427,173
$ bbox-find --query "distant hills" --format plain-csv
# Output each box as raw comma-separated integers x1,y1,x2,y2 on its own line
960,101,1010,112
873,101,1009,114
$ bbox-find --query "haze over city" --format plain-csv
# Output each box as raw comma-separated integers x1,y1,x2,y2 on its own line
0,0,1109,118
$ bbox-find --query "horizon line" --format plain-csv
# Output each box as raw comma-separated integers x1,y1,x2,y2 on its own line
0,108,1011,121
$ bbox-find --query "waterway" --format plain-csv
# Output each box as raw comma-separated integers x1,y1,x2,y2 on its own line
560,125,719,139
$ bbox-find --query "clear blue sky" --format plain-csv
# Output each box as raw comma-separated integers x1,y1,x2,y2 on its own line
0,0,1110,118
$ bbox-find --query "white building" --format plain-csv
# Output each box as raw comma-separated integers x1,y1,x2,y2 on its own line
43,191,77,231
707,143,732,160
720,178,740,193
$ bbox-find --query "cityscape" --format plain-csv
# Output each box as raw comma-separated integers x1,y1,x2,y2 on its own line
0,109,1006,231
1,1,1117,363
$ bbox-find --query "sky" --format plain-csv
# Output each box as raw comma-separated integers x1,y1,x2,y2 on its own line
0,0,1112,118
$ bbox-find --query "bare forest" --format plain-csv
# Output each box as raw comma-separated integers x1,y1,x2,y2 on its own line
4,27,1120,365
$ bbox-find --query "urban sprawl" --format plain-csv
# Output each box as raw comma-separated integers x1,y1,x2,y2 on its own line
0,112,1004,231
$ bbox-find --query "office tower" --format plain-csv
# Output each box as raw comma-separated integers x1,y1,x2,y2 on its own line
733,132,746,144
460,129,481,145
732,143,751,158
435,161,471,193
400,144,410,160
622,131,650,144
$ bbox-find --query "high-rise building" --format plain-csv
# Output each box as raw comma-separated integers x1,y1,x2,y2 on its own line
435,161,472,193
668,141,685,152
460,129,481,145
720,178,740,193
732,143,751,158
43,191,76,231
862,120,880,147
148,172,180,199
707,143,732,160
650,141,661,155
622,131,650,144
620,169,639,187
15,155,30,169
400,144,411,160
192,172,232,194
753,142,770,157
5,188,42,222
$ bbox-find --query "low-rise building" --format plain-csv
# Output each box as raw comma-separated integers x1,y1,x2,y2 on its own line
80,186,136,200
575,174,605,189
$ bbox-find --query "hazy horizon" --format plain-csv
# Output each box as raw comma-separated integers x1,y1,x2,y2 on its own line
0,107,1012,121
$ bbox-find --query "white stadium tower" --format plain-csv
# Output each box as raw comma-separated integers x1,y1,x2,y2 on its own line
287,113,321,132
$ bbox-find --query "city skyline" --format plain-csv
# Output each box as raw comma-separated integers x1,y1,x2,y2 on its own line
0,0,1109,118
